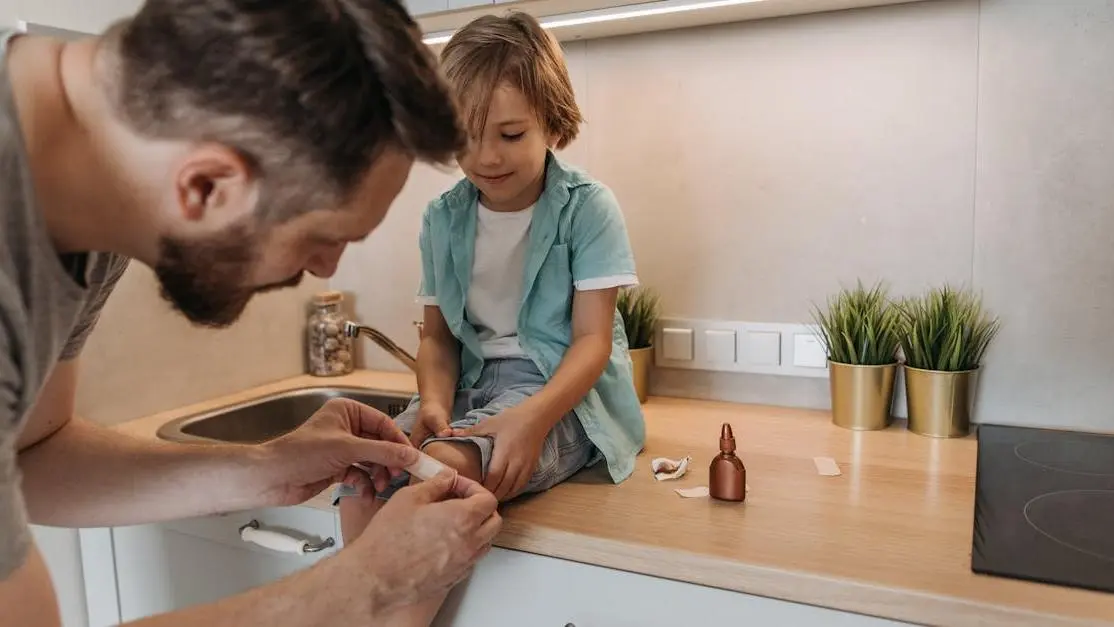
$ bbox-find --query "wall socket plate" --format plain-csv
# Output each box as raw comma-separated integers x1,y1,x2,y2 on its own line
654,317,830,378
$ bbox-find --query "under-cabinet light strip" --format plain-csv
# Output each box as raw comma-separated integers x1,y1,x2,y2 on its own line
422,0,767,44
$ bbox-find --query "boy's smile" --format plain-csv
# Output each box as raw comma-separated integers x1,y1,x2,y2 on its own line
460,82,556,213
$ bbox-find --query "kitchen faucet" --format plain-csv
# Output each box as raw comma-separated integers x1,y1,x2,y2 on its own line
343,321,418,373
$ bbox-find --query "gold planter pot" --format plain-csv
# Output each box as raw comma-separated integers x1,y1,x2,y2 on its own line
828,361,897,431
629,346,653,404
904,365,978,438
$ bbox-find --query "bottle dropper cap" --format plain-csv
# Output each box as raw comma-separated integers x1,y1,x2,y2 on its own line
719,423,736,453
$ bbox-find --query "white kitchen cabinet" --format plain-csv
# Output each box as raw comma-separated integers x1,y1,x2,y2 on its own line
436,547,910,627
31,525,89,627
432,550,904,627
111,505,338,623
104,508,907,626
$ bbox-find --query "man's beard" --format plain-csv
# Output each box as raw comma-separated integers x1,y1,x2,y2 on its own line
154,224,303,328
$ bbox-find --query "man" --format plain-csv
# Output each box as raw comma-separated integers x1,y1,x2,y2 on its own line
0,1,502,625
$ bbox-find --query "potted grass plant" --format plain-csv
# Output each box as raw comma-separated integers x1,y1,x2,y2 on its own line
617,286,661,403
811,281,903,430
898,285,1000,438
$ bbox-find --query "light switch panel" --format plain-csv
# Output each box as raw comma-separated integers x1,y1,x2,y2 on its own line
661,327,694,361
705,329,737,363
743,331,781,366
792,333,828,369
653,317,829,378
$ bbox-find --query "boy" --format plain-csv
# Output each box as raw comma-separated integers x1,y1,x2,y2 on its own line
337,10,646,626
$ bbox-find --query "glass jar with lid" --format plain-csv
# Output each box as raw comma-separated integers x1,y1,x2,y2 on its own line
306,291,354,377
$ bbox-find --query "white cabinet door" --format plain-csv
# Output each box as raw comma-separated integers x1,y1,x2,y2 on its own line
112,506,339,623
30,526,88,627
437,548,911,627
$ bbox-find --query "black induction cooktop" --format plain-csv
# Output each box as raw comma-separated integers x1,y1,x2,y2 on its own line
972,423,1114,593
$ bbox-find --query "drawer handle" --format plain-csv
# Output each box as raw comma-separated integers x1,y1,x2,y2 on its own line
238,519,336,554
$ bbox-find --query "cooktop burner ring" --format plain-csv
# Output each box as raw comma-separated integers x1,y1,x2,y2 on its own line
1023,489,1114,564
1014,439,1114,477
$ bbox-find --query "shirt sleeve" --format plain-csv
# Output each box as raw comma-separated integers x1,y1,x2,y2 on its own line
415,205,438,306
569,184,639,291
0,334,29,581
60,253,130,360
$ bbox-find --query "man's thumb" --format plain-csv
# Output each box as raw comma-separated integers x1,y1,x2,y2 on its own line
406,469,457,504
349,439,419,470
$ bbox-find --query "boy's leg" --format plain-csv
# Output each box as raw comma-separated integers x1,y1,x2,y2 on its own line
424,359,598,500
377,361,598,627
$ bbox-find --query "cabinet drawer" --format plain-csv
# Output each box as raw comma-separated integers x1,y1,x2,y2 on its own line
155,506,338,557
113,506,338,623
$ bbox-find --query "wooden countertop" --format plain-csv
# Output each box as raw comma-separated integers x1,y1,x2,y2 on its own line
113,370,1114,627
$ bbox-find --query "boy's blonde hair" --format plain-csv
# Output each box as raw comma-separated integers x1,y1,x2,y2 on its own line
439,11,583,149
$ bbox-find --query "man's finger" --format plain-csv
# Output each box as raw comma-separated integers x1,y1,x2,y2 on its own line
475,510,503,546
454,487,500,527
344,400,410,446
371,465,392,493
349,439,420,470
401,469,457,504
448,473,490,499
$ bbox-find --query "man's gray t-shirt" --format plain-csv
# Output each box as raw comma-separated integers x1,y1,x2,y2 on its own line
0,31,129,579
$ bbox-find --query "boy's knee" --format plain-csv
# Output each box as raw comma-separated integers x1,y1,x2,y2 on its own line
420,441,483,483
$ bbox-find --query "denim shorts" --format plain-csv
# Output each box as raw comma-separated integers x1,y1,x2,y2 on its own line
333,358,598,503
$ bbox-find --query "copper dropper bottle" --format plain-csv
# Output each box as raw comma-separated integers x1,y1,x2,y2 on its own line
709,423,746,502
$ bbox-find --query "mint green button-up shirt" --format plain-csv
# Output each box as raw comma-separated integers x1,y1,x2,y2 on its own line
416,152,646,484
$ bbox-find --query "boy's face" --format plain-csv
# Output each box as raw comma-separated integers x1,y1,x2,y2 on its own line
459,82,555,212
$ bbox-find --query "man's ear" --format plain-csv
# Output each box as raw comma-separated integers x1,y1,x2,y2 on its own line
175,144,258,226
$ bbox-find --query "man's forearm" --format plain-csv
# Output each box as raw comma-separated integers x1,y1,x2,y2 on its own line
416,334,460,414
18,416,271,527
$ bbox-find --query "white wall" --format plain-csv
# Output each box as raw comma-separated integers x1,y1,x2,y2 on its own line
334,0,982,410
971,0,1114,430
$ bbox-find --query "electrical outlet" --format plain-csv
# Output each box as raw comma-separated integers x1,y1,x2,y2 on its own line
654,317,829,378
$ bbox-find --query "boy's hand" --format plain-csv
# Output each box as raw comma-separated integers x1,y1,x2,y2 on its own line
452,408,547,501
410,406,453,447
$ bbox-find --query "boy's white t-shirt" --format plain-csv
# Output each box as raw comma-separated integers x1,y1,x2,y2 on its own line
464,202,534,359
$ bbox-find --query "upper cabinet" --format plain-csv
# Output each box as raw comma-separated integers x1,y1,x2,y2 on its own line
412,0,936,45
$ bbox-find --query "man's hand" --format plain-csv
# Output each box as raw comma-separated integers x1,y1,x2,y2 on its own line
409,405,453,447
453,409,548,501
256,398,420,506
350,470,501,612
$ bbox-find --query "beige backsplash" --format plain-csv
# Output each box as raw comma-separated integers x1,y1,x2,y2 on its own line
75,263,326,426
65,0,1114,435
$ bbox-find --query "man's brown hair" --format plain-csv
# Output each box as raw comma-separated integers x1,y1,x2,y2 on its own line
101,0,465,222
439,11,583,149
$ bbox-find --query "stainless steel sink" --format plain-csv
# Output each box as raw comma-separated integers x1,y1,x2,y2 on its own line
156,387,415,444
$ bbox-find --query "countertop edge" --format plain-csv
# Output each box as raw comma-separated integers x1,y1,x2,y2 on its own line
110,370,1110,627
494,521,1104,627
